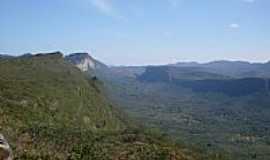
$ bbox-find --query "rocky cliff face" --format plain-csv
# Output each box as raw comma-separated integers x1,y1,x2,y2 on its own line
65,52,110,80
65,53,96,71
0,134,12,160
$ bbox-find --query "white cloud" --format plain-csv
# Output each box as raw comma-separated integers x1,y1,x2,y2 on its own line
90,0,124,19
243,0,255,3
229,23,240,29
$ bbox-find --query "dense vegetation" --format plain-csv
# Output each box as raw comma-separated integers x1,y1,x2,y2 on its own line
0,53,212,160
177,78,269,96
2,52,268,159
138,66,270,96
103,65,270,160
137,66,228,82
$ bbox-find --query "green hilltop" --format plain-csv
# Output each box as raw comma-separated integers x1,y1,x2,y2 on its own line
0,52,214,160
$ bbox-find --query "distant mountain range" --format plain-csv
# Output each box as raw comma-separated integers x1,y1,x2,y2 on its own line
0,54,14,59
2,53,270,79
4,52,269,96
172,60,270,78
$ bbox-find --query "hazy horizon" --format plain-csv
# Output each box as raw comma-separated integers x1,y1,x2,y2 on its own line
1,50,270,67
1,0,269,65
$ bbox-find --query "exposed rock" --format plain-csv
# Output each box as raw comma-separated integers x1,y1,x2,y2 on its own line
65,52,109,73
0,134,12,160
65,53,96,71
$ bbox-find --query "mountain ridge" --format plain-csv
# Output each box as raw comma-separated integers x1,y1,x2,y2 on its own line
0,51,208,160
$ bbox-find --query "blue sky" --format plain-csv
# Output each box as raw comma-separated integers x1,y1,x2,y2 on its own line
0,0,269,65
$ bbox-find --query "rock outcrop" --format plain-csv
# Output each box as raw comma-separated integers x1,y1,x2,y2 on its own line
0,134,12,160
65,53,96,71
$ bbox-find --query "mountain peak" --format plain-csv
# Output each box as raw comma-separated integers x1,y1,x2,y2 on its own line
65,52,109,74
66,52,96,71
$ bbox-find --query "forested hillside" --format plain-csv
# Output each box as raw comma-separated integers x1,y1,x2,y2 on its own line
102,64,270,160
0,53,209,160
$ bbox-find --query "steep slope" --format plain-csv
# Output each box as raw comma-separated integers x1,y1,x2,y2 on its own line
65,53,109,77
0,52,124,132
0,52,204,160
